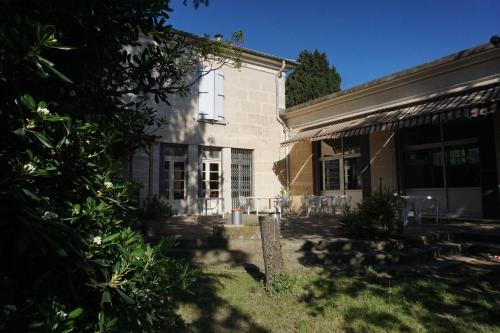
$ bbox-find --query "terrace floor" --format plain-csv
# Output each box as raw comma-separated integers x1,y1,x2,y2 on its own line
144,213,500,242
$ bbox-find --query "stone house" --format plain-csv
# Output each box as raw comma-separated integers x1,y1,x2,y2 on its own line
132,40,297,215
282,39,500,219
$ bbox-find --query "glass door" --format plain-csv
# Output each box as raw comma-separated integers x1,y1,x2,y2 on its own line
162,159,186,200
201,161,221,198
160,144,187,213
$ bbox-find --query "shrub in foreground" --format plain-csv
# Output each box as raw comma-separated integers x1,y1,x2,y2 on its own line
341,191,403,238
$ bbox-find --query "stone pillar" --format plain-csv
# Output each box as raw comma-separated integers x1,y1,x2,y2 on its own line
222,147,232,213
186,144,199,215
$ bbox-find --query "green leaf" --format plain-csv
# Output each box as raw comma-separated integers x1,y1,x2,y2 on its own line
21,188,41,201
67,307,84,319
103,233,120,243
36,55,74,84
31,131,53,148
37,101,47,109
21,94,36,111
13,127,26,136
116,288,135,305
46,44,77,51
101,290,111,306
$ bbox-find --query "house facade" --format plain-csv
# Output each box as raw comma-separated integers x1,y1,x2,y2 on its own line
132,44,297,215
282,41,500,219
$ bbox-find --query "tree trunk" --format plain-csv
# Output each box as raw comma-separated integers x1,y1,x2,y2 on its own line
259,214,284,292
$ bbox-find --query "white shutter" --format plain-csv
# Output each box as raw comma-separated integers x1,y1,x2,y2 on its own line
214,69,224,121
198,68,215,120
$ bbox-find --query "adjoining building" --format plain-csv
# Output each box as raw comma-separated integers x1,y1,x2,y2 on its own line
282,40,500,219
131,37,297,215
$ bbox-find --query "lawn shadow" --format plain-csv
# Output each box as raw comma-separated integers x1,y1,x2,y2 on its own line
241,263,265,283
174,268,269,333
300,262,500,333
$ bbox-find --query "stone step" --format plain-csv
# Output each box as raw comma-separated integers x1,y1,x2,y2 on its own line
301,241,463,267
176,237,230,249
165,248,263,267
450,232,500,244
310,238,405,252
400,231,453,246
461,241,500,255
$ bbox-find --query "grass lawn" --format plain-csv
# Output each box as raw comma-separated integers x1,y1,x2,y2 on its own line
175,264,500,333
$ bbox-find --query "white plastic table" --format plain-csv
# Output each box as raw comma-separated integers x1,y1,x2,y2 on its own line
400,195,439,224
303,195,352,217
242,196,280,216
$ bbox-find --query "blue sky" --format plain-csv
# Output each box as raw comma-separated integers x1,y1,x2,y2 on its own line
169,0,500,89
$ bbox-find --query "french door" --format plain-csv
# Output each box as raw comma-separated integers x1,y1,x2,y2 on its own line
201,161,221,198
162,159,186,201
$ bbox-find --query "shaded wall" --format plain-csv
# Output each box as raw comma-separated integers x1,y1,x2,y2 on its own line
288,140,314,212
368,131,397,193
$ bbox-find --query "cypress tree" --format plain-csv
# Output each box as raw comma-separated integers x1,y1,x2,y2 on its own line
286,50,341,108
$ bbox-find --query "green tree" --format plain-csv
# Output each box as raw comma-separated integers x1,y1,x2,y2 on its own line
0,1,240,331
286,49,341,108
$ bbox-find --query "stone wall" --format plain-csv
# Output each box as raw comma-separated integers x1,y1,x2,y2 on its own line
133,60,288,213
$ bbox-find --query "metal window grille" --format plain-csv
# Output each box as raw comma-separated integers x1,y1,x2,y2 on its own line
231,149,253,208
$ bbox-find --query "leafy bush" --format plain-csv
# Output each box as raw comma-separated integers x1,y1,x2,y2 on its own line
1,1,242,331
270,273,297,295
0,95,200,332
342,210,365,237
341,191,403,238
143,195,175,219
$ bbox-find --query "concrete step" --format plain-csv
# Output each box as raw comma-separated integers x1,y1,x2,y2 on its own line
310,238,405,252
301,241,463,267
400,231,453,246
461,241,500,255
450,232,500,244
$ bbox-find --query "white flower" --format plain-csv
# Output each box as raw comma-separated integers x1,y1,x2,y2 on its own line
41,211,58,220
71,207,79,216
104,181,113,189
37,106,51,117
56,310,67,320
93,236,102,245
23,162,36,174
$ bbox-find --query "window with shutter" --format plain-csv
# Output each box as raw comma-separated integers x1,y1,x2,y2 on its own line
198,68,215,120
214,70,224,121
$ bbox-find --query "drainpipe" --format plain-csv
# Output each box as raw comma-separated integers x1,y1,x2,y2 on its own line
275,60,290,191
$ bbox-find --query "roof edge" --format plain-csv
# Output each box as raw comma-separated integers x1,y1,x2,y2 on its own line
285,42,497,113
172,29,299,70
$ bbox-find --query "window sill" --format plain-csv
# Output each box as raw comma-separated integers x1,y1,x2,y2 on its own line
197,119,228,125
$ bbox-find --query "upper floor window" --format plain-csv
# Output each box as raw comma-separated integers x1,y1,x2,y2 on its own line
198,67,224,122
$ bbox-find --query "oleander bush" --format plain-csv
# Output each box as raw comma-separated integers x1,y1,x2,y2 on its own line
342,191,403,238
0,94,201,332
0,1,242,331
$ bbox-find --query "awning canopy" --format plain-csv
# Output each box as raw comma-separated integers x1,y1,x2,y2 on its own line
282,84,500,146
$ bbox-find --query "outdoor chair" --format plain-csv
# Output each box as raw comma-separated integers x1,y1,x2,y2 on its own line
335,195,352,215
278,194,292,216
306,195,321,217
238,196,250,213
319,196,334,216
197,197,223,223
